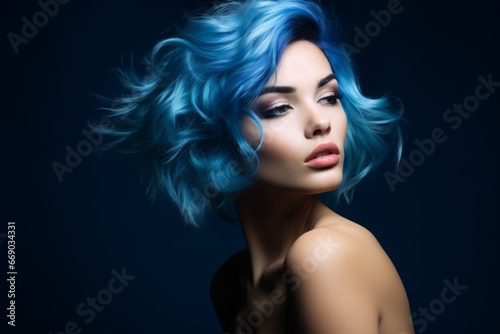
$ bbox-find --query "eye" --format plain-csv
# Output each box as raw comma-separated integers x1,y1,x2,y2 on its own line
318,92,344,105
261,104,293,119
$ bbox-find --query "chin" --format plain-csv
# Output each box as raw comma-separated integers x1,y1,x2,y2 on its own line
255,163,343,192
255,173,343,195
305,168,343,192
307,179,343,195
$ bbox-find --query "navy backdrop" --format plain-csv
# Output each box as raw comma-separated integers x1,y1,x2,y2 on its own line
1,0,499,333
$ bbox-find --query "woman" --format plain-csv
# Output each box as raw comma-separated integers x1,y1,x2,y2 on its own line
92,0,414,333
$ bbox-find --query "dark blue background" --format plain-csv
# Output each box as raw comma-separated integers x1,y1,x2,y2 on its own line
1,0,499,333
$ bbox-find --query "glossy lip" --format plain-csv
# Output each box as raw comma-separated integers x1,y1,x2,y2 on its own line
304,142,340,168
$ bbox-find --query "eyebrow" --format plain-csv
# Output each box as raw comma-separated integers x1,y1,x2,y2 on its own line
259,73,337,96
318,73,336,88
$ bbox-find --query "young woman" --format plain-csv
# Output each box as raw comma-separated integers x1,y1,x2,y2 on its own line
92,0,414,333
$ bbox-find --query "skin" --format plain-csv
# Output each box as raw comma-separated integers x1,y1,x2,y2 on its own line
210,40,414,334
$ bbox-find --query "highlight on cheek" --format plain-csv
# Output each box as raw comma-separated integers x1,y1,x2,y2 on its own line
241,115,263,149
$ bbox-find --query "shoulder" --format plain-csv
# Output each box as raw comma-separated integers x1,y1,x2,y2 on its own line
285,216,399,293
283,217,410,333
285,217,384,270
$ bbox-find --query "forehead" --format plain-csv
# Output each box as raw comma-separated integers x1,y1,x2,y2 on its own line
270,40,333,85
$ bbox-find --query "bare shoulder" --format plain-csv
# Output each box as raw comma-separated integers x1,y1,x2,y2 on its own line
285,214,402,296
285,215,385,268
284,215,414,333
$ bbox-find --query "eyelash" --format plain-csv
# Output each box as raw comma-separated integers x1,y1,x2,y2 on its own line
261,92,344,119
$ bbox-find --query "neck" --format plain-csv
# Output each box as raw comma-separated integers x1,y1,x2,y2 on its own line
235,185,318,286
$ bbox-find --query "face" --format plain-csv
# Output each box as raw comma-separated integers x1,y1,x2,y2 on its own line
241,40,348,194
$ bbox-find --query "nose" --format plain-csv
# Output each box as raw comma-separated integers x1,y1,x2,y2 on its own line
304,105,331,138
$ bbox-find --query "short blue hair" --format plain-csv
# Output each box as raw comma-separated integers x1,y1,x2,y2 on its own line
91,0,403,227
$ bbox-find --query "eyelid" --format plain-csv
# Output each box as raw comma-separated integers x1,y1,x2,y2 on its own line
317,91,344,106
253,82,342,115
319,91,338,98
264,103,292,112
260,103,292,119
255,99,290,113
318,89,343,99
319,81,339,92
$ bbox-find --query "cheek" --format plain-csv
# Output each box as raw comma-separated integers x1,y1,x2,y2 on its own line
241,116,262,149
259,118,302,161
332,109,348,144
260,110,303,151
255,126,304,185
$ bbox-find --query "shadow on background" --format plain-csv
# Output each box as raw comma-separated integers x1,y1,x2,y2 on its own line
1,0,499,333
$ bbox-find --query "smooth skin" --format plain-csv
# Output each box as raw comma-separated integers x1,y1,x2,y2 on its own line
211,40,414,334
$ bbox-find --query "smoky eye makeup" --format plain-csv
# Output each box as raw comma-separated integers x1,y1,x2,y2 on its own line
261,104,293,119
318,83,343,102
320,84,343,99
253,99,292,119
252,78,341,118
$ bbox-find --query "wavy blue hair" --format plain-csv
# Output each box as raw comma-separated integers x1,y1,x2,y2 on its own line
91,0,403,227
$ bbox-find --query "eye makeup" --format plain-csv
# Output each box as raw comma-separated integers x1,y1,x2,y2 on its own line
252,74,341,119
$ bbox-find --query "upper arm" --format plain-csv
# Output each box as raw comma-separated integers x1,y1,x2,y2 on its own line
284,225,412,334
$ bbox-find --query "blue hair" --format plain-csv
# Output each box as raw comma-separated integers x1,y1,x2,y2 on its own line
91,0,403,227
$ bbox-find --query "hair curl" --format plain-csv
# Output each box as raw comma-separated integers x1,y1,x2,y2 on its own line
90,0,403,227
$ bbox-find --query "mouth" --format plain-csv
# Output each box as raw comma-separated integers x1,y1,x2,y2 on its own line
304,142,340,168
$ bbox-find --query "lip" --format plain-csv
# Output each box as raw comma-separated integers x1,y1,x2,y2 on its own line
304,142,340,168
